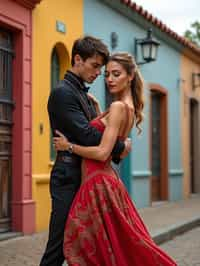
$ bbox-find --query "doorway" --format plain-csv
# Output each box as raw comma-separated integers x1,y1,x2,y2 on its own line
190,99,200,193
150,86,168,202
50,48,60,161
0,29,14,232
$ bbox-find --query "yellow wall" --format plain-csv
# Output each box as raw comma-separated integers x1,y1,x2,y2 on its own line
32,0,83,231
180,50,200,198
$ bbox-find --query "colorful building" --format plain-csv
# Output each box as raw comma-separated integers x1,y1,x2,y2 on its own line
32,0,83,231
0,0,41,235
1,0,200,235
180,49,200,197
83,0,200,208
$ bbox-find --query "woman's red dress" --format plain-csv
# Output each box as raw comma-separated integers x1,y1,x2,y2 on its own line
63,113,177,266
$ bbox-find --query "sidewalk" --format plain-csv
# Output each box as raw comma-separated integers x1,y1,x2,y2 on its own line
139,194,200,244
0,194,200,265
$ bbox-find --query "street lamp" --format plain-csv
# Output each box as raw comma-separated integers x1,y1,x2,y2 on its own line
135,28,160,65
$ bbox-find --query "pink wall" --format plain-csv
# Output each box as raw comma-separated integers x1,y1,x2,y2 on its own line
0,0,40,234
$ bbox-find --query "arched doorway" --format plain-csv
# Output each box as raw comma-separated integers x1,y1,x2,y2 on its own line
50,43,69,161
149,84,168,202
50,48,60,161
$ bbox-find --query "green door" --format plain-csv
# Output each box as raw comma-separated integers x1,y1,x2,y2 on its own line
50,48,60,161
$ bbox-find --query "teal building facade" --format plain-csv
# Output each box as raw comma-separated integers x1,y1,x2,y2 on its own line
83,0,184,207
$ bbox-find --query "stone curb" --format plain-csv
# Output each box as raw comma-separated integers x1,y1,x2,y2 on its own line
1,216,200,246
0,232,22,242
152,215,200,244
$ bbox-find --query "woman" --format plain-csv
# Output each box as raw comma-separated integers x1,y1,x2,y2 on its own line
54,52,177,266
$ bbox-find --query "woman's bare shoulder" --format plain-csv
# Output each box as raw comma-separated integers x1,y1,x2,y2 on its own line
110,101,126,111
109,101,127,117
108,101,126,123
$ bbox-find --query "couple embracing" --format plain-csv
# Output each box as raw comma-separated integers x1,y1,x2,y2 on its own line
40,36,177,266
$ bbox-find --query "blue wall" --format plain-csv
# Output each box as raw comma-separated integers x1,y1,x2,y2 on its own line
84,0,183,207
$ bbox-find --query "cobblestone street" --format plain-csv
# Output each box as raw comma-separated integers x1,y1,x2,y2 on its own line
0,232,47,266
161,226,200,266
0,227,200,265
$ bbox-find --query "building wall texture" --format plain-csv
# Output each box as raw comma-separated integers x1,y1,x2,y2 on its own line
32,0,83,231
0,0,38,234
180,51,200,198
29,0,200,232
84,0,183,207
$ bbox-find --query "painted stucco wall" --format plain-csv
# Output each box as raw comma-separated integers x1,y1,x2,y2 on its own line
142,42,183,203
84,0,183,207
180,52,200,198
0,0,36,234
32,0,83,231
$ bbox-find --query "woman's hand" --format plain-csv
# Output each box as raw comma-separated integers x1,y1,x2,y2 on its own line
53,130,69,151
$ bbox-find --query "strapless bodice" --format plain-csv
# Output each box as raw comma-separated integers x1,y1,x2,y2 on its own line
81,116,113,180
81,107,128,180
90,116,105,132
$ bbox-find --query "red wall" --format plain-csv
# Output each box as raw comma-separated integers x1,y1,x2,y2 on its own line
0,0,36,234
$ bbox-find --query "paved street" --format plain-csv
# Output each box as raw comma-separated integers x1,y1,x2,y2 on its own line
0,232,46,266
0,226,200,265
1,195,200,265
161,226,200,266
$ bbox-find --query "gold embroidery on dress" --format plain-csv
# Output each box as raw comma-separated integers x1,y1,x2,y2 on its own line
63,107,173,266
64,172,129,266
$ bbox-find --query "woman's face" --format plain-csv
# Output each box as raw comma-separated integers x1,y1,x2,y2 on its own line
105,61,132,95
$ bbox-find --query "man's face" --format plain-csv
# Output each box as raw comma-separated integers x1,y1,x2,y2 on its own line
76,54,104,83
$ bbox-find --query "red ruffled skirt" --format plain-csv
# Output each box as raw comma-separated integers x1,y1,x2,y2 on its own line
63,159,177,266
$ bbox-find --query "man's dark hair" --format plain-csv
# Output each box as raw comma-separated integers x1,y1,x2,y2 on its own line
71,35,109,66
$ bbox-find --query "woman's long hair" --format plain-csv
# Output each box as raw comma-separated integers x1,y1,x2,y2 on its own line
108,52,144,134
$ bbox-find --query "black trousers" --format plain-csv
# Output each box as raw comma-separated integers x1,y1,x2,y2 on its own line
40,160,81,266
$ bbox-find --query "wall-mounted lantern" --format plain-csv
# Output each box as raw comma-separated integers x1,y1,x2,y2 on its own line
135,28,160,65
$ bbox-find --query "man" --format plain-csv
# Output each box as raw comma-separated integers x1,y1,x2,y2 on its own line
40,36,130,266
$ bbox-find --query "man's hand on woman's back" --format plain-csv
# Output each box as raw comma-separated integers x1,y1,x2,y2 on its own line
120,138,132,159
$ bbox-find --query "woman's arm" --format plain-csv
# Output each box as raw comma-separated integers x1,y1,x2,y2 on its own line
51,86,125,156
54,101,125,161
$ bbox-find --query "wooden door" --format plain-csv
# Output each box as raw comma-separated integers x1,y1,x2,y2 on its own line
0,29,14,232
151,91,161,201
190,99,200,193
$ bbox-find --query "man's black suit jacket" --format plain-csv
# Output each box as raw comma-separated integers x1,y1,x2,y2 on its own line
47,71,125,198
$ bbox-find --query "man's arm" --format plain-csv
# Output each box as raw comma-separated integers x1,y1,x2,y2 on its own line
49,87,125,156
53,102,132,162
